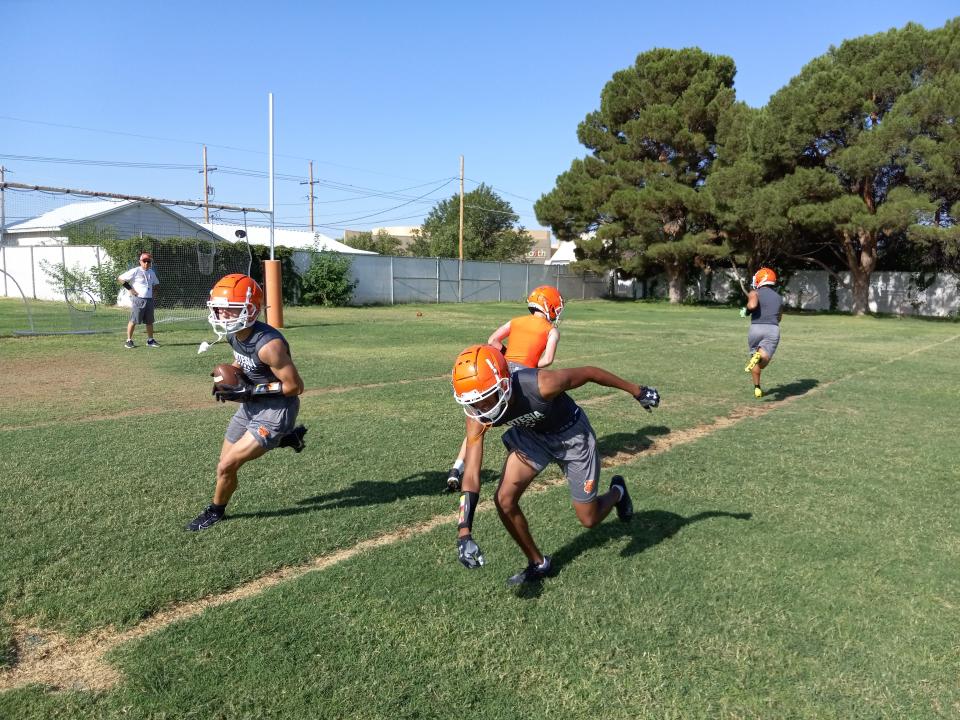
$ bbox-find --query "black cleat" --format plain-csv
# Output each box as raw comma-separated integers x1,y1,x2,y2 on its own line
610,475,633,522
446,467,462,493
279,425,307,453
506,555,552,586
185,504,225,532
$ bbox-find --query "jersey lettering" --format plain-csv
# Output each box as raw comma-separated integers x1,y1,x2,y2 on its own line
504,410,545,428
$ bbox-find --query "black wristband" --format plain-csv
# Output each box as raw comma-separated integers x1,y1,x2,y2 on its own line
457,491,479,531
122,281,133,290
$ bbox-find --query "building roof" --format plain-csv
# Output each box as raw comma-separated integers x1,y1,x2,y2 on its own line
6,199,136,232
201,223,376,254
545,240,578,265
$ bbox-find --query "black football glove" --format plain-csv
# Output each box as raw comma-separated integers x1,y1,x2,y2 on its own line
457,535,485,569
213,377,254,403
635,385,660,411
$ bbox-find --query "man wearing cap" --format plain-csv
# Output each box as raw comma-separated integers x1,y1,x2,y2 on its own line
118,253,161,349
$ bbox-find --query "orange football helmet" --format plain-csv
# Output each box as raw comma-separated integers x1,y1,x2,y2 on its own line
452,344,512,425
207,274,263,339
527,285,564,323
751,267,777,289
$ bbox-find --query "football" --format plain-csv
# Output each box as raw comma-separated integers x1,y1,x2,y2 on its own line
211,363,243,387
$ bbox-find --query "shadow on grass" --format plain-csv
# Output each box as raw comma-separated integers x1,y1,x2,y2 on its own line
512,509,752,599
765,378,818,401
226,469,500,520
596,425,671,458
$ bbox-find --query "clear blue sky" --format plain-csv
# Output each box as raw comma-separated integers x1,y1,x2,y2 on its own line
2,1,956,237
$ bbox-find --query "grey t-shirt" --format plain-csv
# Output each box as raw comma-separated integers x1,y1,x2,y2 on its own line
751,286,782,325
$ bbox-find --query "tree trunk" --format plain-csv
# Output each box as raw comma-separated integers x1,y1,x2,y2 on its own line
666,263,685,304
848,230,878,316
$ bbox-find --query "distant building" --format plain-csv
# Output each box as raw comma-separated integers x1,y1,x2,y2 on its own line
2,199,223,246
524,229,553,263
343,226,555,263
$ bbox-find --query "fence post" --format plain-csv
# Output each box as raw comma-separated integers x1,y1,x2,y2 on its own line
389,255,394,305
525,263,529,298
30,245,36,299
1,245,5,296
436,257,440,303
498,262,502,302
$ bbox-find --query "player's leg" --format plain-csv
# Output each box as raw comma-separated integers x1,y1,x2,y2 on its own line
494,452,544,564
571,484,621,528
213,432,268,505
125,319,137,347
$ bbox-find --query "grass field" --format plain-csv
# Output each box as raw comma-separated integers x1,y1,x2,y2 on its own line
1,298,958,719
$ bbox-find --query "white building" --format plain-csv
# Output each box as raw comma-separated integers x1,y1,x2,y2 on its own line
2,199,224,246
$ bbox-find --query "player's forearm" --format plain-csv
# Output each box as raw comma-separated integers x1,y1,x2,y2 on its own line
582,366,642,396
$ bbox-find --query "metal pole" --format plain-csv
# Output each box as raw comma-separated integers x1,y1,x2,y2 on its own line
525,263,529,297
436,257,440,303
30,245,35,299
498,262,502,302
269,92,275,261
2,245,6,296
389,255,394,305
458,155,464,303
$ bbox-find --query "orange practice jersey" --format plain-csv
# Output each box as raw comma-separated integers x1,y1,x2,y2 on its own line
504,314,554,368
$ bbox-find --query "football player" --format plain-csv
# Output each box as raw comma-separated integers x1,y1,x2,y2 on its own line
742,267,783,399
451,344,660,585
445,286,564,493
186,274,307,531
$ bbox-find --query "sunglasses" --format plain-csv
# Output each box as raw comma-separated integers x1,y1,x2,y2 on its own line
140,258,152,264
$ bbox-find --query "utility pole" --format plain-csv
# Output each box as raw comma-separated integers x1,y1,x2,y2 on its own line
299,160,319,233
0,166,6,247
199,145,217,223
458,154,464,302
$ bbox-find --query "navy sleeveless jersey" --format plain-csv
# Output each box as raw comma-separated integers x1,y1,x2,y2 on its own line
228,321,289,384
492,368,580,434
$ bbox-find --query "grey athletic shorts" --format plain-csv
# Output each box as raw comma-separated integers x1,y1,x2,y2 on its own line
129,296,155,325
226,396,300,450
748,324,780,359
501,409,600,503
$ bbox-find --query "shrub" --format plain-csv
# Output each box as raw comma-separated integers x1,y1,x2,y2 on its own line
300,252,356,306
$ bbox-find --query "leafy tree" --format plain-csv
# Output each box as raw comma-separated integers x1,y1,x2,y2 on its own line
414,184,534,261
536,48,736,302
761,22,950,314
343,229,406,256
300,251,356,306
